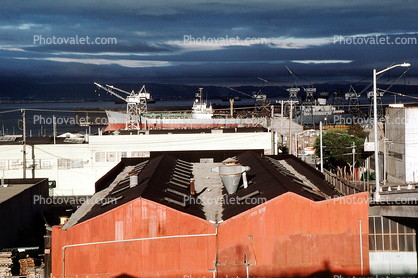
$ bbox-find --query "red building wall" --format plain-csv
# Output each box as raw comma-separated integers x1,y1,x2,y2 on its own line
52,198,216,278
217,192,369,277
52,192,369,278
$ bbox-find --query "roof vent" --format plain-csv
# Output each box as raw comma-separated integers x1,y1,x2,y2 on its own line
1,177,8,188
129,170,138,187
212,157,250,194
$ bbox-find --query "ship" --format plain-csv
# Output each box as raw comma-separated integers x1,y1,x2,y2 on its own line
104,91,260,131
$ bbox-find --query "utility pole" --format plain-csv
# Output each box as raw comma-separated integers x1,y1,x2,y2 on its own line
276,100,285,146
229,98,234,118
270,104,275,155
383,138,386,186
280,101,283,146
21,109,26,179
352,141,356,183
289,101,293,155
320,121,323,173
294,133,298,156
32,145,35,178
282,100,298,155
53,115,56,145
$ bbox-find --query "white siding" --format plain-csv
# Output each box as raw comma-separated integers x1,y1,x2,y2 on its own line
405,108,418,182
0,132,271,196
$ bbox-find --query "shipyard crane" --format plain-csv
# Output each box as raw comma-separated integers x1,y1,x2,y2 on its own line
332,89,344,110
94,82,151,130
347,63,410,121
345,85,361,117
227,87,270,113
285,66,316,103
285,66,317,128
257,77,299,117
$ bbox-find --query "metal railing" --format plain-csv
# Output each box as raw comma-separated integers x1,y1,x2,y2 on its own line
323,168,367,195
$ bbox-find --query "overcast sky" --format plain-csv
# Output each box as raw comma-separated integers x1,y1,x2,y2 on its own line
0,0,417,86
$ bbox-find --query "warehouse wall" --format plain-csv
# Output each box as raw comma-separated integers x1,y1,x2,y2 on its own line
0,178,49,249
51,192,369,278
51,198,216,278
217,192,370,277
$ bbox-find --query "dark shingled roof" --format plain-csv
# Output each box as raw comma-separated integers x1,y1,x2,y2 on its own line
64,151,342,229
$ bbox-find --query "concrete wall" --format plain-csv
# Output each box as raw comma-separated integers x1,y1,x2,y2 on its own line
370,252,417,275
385,108,406,183
0,132,271,196
51,192,369,278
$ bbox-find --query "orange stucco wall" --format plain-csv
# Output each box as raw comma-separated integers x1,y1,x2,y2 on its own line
51,192,369,278
52,198,216,278
217,192,369,277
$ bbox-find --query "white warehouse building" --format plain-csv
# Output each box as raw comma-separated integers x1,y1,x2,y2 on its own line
0,129,272,196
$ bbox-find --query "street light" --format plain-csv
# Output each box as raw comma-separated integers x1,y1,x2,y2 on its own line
373,62,410,201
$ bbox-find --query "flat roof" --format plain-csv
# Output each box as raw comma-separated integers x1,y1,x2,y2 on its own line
0,184,34,203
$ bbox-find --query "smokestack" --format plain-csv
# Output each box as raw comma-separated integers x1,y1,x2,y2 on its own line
190,178,195,195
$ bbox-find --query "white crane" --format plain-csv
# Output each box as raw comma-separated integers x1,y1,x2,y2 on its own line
94,82,150,130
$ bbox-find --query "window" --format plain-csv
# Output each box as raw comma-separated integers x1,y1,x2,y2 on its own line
131,151,150,158
71,159,84,169
95,152,105,162
41,159,53,169
369,216,416,252
107,152,116,162
58,159,71,169
0,161,6,170
118,152,127,161
10,160,19,170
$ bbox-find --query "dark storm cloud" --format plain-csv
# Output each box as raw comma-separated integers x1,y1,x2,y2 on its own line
0,0,417,84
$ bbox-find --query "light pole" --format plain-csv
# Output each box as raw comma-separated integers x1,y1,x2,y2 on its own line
373,62,410,201
320,121,323,173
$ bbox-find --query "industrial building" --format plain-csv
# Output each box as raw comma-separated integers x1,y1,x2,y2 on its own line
0,178,49,250
0,128,271,196
384,105,418,183
0,178,50,276
51,150,370,277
